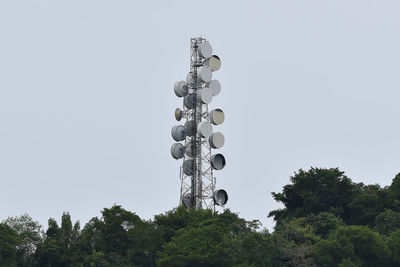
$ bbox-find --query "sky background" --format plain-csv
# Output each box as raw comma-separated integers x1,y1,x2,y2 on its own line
0,1,399,231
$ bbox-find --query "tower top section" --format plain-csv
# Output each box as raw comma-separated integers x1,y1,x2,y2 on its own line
171,38,227,210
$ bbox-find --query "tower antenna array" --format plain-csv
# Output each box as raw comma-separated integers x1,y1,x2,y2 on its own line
171,37,228,210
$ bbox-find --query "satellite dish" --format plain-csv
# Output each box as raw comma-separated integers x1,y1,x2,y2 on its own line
171,125,187,141
175,108,183,121
184,120,197,136
198,88,212,104
186,72,195,85
198,42,213,58
209,132,225,149
214,189,228,206
182,194,193,208
184,94,197,109
185,141,197,157
205,80,221,96
174,81,188,97
171,143,185,159
198,66,212,83
205,55,221,71
211,154,226,170
183,159,196,175
197,121,213,138
209,109,225,125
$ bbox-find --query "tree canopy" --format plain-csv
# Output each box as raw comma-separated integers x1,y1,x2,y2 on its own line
1,167,400,266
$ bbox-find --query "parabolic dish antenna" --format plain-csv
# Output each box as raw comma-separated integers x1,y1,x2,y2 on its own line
185,141,197,158
186,72,195,85
198,42,213,58
171,125,187,141
206,55,221,71
214,189,228,206
197,121,213,138
175,108,183,121
183,159,196,176
184,94,196,109
205,80,221,96
198,88,213,104
209,132,225,149
211,154,226,170
174,81,188,97
184,120,197,136
198,66,212,82
209,109,225,125
171,143,185,159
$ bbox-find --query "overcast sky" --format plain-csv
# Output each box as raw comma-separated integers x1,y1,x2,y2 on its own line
1,1,399,231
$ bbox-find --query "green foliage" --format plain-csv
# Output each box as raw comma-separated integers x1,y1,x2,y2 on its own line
375,209,400,236
3,213,43,266
269,168,357,223
155,207,267,266
270,168,400,228
387,230,400,266
0,223,18,267
338,258,358,267
313,225,390,267
346,184,397,227
390,173,400,197
70,205,156,266
157,223,230,266
1,168,399,266
36,212,80,266
227,231,273,267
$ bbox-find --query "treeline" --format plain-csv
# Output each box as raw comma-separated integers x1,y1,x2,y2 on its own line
1,168,400,266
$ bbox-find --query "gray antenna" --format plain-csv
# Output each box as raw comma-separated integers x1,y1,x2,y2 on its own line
171,37,227,210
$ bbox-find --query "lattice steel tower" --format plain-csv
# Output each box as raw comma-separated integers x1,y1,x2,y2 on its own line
171,37,228,211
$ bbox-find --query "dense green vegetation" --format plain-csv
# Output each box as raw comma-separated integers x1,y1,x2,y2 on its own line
1,167,400,266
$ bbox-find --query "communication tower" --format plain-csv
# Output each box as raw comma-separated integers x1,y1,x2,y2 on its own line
171,37,228,211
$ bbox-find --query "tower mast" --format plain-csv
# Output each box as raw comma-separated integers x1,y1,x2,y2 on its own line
171,37,228,210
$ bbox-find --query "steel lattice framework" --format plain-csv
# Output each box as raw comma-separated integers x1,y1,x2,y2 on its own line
180,37,215,210
172,37,227,211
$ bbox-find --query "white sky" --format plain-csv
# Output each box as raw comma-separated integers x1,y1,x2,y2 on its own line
1,1,399,231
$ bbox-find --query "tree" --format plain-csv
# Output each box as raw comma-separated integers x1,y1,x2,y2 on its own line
3,213,43,267
157,223,231,266
375,209,400,236
390,173,400,198
272,216,321,267
155,207,264,267
387,230,400,266
36,212,79,267
304,212,345,239
0,223,18,267
269,168,357,224
226,231,273,267
70,205,154,266
346,184,397,227
313,225,389,267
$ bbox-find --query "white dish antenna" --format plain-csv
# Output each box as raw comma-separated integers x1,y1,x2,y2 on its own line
197,121,213,138
198,42,213,58
174,81,188,97
198,88,213,104
206,80,221,96
198,66,213,82
209,132,225,149
205,55,221,71
209,109,225,125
